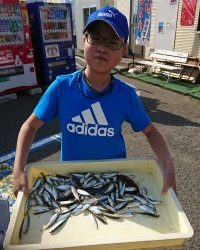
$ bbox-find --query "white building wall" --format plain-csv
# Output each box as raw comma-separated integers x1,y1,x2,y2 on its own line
175,0,200,57
114,0,131,26
114,0,139,55
74,0,100,50
100,0,114,7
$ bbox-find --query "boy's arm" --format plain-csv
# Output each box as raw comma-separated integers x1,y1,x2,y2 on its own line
142,123,177,195
13,113,44,196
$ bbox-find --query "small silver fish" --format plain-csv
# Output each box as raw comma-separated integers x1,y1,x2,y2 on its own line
82,197,98,204
126,201,141,208
77,189,92,196
44,212,60,230
19,212,30,238
89,206,102,215
89,212,98,230
48,217,68,233
30,205,50,212
35,194,44,206
104,183,115,193
71,185,80,201
29,178,42,193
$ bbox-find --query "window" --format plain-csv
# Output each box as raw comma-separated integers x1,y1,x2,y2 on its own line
83,7,97,27
197,11,200,31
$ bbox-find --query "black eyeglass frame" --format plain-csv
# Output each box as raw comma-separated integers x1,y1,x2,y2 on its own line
85,32,125,50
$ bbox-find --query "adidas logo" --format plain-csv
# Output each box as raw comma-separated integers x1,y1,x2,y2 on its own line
67,102,114,137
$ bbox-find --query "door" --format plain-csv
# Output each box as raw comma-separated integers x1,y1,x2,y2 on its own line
154,0,179,51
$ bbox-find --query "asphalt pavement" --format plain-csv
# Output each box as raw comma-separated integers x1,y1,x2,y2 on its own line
0,73,199,250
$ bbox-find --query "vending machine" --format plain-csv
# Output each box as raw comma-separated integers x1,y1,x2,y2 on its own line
26,0,76,86
0,0,38,96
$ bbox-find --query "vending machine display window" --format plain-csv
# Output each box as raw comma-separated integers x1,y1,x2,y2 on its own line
0,4,24,46
40,6,72,43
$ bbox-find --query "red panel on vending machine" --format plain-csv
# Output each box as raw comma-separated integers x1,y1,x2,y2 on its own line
0,0,38,96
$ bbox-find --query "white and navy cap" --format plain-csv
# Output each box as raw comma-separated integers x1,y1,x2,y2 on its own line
83,6,129,43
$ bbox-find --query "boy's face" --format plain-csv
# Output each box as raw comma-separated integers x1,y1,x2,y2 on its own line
83,21,126,74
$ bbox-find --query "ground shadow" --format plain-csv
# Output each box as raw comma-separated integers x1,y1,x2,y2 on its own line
0,92,60,155
140,96,200,127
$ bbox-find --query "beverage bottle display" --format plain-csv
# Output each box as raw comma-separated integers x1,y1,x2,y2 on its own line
0,2,38,96
40,6,69,42
0,4,23,45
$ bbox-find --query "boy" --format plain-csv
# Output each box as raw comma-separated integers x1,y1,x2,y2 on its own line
13,6,176,196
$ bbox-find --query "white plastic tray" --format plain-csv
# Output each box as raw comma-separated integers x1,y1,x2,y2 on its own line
4,159,193,250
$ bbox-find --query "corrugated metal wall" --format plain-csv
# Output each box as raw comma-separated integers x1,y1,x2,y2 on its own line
145,0,200,58
175,0,200,57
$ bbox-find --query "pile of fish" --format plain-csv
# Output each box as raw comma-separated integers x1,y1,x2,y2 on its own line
20,171,161,237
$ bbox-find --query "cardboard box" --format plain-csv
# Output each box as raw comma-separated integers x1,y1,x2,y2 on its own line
4,159,193,250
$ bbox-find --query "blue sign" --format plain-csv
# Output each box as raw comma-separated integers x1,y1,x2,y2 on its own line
135,0,152,46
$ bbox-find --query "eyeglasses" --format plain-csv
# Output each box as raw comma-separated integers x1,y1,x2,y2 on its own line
85,33,125,50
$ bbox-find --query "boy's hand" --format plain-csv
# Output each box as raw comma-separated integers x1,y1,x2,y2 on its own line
13,170,29,197
162,166,177,195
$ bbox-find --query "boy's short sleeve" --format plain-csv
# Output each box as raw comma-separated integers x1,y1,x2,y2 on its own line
125,88,151,132
34,77,59,122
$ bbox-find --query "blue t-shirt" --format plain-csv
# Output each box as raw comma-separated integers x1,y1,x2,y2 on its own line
34,70,151,161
